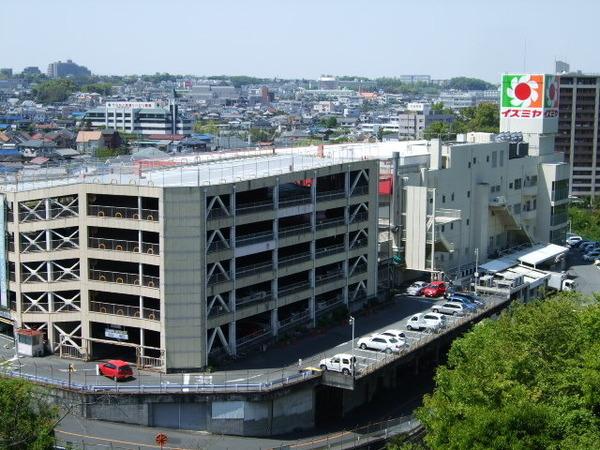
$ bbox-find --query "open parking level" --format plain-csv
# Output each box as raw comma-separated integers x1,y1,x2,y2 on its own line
0,292,508,394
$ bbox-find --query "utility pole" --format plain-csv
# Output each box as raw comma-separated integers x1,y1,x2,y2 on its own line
474,248,479,293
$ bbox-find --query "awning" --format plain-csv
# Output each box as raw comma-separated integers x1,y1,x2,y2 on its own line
518,244,569,267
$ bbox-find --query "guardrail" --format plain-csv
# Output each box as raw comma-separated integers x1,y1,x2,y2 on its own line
88,269,159,289
89,300,160,321
88,205,158,222
236,230,274,246
88,237,159,255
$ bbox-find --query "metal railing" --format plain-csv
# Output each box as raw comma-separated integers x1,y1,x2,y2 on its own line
279,194,312,207
88,269,159,289
279,223,312,238
236,230,274,246
279,252,312,267
316,295,345,313
278,310,311,331
206,240,231,253
88,205,159,221
236,262,273,278
316,189,346,201
315,270,344,285
279,281,310,297
207,271,231,286
89,300,160,321
315,244,346,259
235,200,273,215
316,217,346,230
236,293,272,308
88,237,159,255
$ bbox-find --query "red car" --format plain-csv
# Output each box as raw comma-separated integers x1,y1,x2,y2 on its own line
422,281,447,298
98,360,134,381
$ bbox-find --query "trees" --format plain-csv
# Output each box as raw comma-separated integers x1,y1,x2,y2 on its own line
193,121,220,135
81,82,113,96
446,77,495,91
0,377,58,449
416,293,600,450
423,103,499,139
32,79,77,103
320,117,338,129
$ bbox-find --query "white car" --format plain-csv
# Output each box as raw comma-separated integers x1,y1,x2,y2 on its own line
406,312,445,332
319,353,356,375
432,301,467,316
379,329,407,345
566,235,582,247
357,334,403,354
405,281,429,296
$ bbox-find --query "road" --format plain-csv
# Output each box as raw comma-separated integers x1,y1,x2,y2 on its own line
565,246,600,295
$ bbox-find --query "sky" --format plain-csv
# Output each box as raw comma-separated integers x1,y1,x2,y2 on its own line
2,0,597,82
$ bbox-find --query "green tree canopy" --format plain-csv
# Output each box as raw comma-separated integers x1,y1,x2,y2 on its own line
0,377,58,449
446,77,495,91
193,120,220,135
32,79,77,103
320,117,338,129
81,82,113,96
416,293,600,450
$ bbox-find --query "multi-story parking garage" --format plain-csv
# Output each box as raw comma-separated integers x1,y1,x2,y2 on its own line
1,154,379,372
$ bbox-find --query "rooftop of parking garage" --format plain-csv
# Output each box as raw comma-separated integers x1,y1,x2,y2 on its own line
0,150,377,193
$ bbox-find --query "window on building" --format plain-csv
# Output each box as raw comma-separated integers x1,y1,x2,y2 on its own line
500,150,504,166
473,157,477,164
441,225,445,232
466,219,470,226
442,195,446,203
492,151,497,168
486,155,490,163
513,203,522,214
467,190,471,198
468,162,471,168
451,193,455,201
514,178,522,189
509,182,513,189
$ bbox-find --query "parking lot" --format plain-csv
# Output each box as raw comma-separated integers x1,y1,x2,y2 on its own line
565,245,600,295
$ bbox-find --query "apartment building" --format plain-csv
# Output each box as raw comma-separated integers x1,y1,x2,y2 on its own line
1,154,378,371
84,100,192,136
555,73,600,198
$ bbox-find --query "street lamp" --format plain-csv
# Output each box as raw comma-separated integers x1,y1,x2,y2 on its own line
474,248,479,294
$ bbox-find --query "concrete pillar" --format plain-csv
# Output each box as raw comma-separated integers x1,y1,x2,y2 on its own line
271,308,279,337
228,320,237,356
139,328,145,357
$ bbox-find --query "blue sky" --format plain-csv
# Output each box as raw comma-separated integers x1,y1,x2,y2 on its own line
2,0,596,82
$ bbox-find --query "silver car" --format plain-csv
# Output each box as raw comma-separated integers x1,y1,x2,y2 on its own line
431,301,467,316
406,281,429,296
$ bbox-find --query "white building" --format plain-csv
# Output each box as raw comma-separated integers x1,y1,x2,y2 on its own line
84,100,192,136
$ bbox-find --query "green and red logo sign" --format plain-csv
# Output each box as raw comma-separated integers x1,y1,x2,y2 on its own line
501,74,560,119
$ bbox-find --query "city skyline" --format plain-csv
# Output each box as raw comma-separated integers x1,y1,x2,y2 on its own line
2,0,595,81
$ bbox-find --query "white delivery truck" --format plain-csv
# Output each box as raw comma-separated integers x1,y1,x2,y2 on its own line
547,272,576,292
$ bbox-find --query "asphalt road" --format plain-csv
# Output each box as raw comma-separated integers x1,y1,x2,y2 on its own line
565,246,600,295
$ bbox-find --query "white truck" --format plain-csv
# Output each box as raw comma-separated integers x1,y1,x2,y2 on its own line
547,272,576,292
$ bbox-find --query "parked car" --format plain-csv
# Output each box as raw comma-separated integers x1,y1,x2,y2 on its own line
406,312,445,332
98,360,134,381
566,235,583,247
379,329,407,345
451,292,485,308
405,281,429,296
583,250,600,262
431,301,468,316
446,295,478,311
319,353,356,375
357,334,403,353
422,281,447,298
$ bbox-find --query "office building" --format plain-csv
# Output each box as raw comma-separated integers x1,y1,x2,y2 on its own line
0,69,13,77
1,154,378,371
555,73,600,198
47,60,91,78
84,100,192,136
